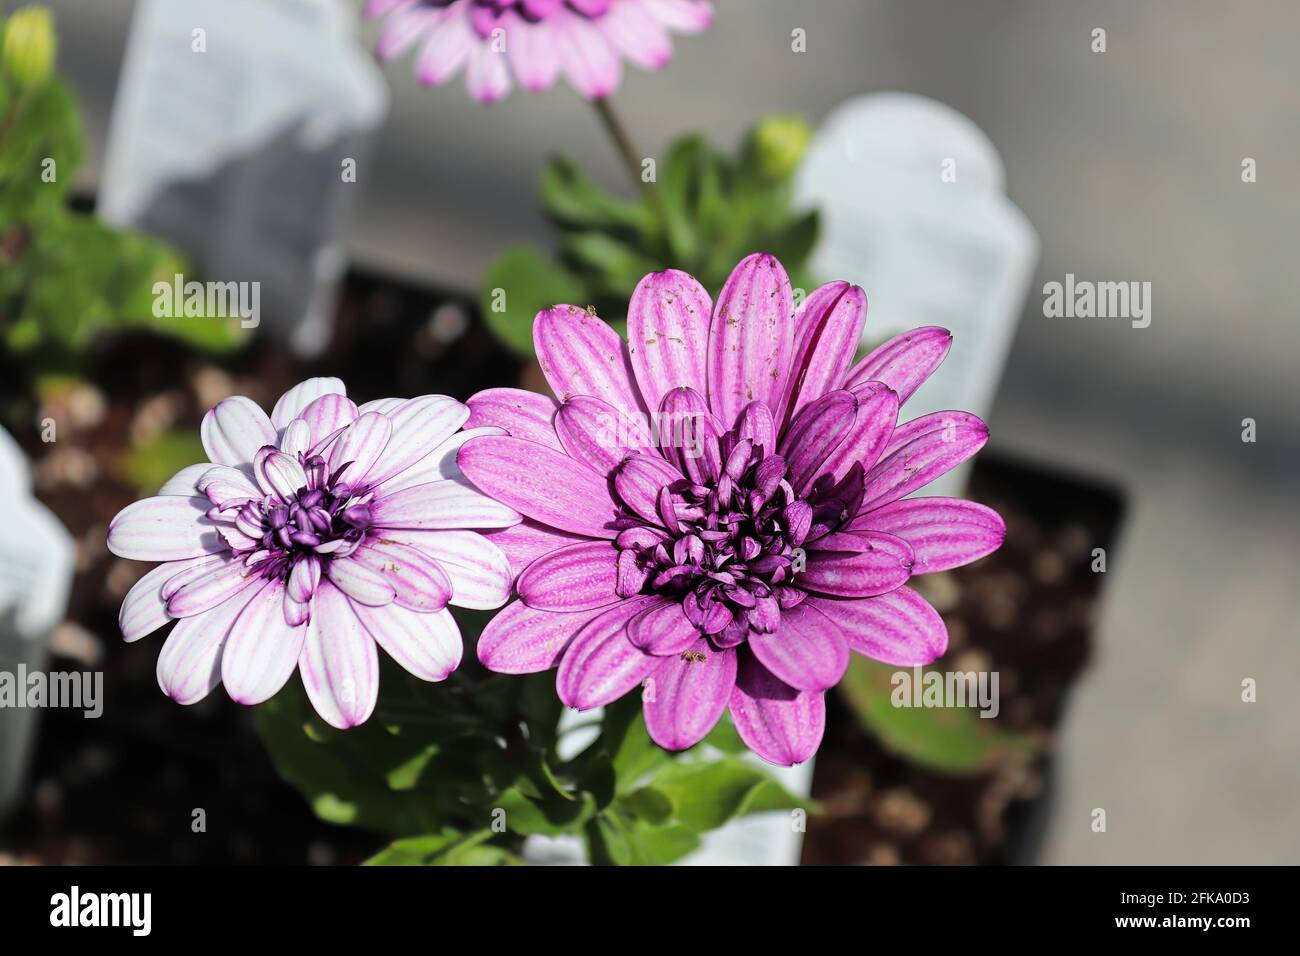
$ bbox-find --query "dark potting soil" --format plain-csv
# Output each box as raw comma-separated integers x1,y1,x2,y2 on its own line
0,269,1122,865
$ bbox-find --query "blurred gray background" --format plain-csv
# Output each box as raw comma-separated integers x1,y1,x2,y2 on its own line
43,0,1300,863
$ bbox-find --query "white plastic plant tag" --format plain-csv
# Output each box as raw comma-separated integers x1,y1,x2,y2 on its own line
0,426,76,818
795,92,1040,497
98,0,389,357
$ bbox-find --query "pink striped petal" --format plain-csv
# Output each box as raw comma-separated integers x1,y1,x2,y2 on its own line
802,531,914,597
465,387,561,450
119,555,218,643
628,599,698,655
165,559,258,618
878,409,986,462
483,519,588,578
457,436,618,538
534,305,641,411
375,426,504,495
707,253,794,426
161,553,230,600
377,3,440,60
357,398,404,416
728,653,824,766
287,554,321,603
860,414,989,512
518,540,620,611
613,452,682,525
552,8,623,98
283,591,311,627
734,400,776,449
818,382,899,483
778,390,855,494
200,397,276,467
364,395,469,488
351,600,461,682
643,640,736,751
300,393,360,451
850,497,1005,574
377,529,512,609
271,378,346,430
157,580,266,704
555,395,647,474
254,448,307,502
556,596,663,709
599,0,671,68
299,582,379,728
325,554,397,607
372,478,521,530
509,18,561,90
747,601,848,692
327,412,392,486
643,0,714,32
220,579,309,705
477,600,604,674
351,540,452,612
108,496,223,561
780,281,866,424
415,6,473,84
809,587,948,666
157,463,213,496
844,326,952,403
658,387,722,484
466,43,512,102
625,269,713,413
278,419,311,457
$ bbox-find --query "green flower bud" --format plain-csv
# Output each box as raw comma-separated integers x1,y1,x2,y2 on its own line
3,6,56,91
752,115,812,180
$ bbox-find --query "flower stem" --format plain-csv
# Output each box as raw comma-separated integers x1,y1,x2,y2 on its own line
591,96,664,228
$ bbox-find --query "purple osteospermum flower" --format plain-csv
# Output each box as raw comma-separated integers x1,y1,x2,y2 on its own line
107,378,519,728
366,0,712,103
457,254,1005,766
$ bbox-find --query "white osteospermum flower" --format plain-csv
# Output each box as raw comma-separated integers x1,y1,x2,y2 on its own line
108,378,520,728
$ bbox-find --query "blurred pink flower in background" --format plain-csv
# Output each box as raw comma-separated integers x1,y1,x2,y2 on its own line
367,0,713,102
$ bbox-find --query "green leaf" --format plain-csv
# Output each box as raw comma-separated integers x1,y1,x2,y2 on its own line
837,655,1046,776
364,830,523,866
479,245,586,357
558,230,660,302
700,712,748,755
0,78,82,221
540,155,654,235
649,757,806,832
619,786,674,825
754,208,819,274
115,428,206,495
600,695,670,792
585,815,701,866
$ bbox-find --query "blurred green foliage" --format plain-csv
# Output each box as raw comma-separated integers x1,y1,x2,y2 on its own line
481,117,820,358
0,6,244,370
257,644,806,866
837,655,1045,776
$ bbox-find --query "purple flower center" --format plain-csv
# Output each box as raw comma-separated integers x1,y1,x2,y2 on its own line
232,454,374,581
612,413,866,649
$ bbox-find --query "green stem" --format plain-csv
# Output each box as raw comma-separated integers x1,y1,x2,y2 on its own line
591,96,664,230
